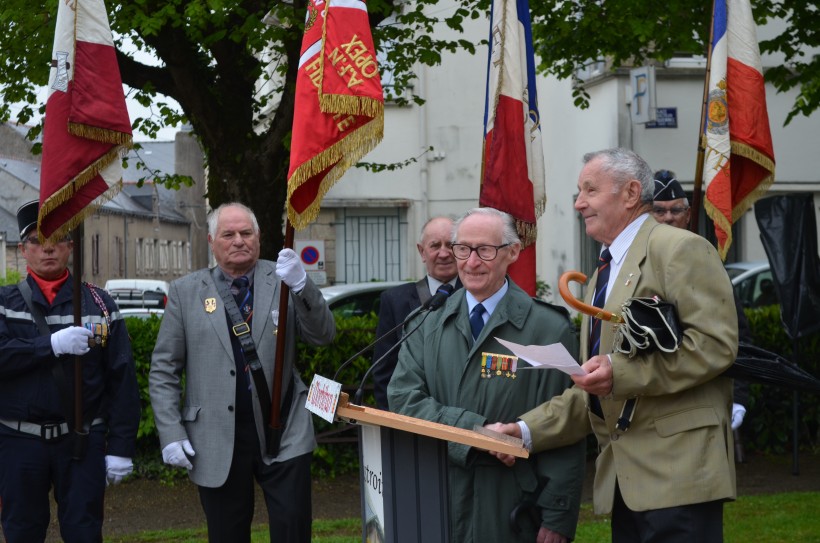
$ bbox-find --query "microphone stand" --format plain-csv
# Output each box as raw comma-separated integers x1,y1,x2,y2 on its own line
331,303,427,382
352,310,432,405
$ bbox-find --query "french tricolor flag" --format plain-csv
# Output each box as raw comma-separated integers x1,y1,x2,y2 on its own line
38,0,132,242
702,0,775,259
481,0,545,295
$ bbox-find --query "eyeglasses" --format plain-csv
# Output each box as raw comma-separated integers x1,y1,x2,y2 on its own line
24,235,71,246
451,243,510,261
651,206,689,217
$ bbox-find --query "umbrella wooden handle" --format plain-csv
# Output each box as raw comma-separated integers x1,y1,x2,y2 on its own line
558,271,623,323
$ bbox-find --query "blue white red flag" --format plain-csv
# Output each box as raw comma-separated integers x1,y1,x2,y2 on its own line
481,0,545,295
38,0,132,242
702,0,775,259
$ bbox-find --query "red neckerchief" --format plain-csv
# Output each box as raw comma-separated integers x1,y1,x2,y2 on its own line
28,266,69,305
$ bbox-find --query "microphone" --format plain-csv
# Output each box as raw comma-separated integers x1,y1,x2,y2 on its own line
352,283,455,405
421,283,455,311
331,283,455,383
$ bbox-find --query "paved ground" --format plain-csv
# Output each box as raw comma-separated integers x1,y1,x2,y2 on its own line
23,450,820,541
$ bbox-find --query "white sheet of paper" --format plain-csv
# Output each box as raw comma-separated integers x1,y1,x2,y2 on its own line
495,337,586,376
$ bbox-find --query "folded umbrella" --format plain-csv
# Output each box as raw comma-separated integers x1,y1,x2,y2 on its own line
559,271,683,357
560,272,820,395
725,342,820,395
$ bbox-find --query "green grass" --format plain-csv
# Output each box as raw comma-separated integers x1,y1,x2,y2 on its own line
104,493,820,542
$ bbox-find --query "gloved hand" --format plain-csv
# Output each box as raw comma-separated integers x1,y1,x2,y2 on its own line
50,326,93,356
731,402,747,430
105,455,133,486
276,248,307,292
162,439,195,470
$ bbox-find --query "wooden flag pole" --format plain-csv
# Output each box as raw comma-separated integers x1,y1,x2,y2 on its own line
268,221,295,454
71,222,89,460
691,0,718,234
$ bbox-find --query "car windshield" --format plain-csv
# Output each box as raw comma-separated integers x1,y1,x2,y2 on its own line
725,267,748,280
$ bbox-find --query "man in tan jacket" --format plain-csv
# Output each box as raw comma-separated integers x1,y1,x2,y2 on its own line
491,148,738,542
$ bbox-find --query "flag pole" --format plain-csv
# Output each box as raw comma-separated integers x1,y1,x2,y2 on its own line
268,220,294,454
72,222,88,459
690,0,718,234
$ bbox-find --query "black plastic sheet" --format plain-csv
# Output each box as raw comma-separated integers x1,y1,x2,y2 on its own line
755,194,820,339
723,342,820,395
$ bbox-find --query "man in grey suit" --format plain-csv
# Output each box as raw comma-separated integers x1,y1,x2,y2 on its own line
372,216,460,409
149,202,335,543
490,149,738,542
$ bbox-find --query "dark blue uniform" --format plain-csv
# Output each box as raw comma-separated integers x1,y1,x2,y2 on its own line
0,275,140,543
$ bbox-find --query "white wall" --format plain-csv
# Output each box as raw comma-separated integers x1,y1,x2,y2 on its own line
323,2,820,290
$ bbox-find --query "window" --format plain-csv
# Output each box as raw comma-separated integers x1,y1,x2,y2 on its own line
337,208,405,283
114,236,124,277
91,234,100,276
159,240,170,275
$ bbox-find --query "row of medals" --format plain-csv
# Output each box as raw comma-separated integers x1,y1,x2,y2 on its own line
481,352,518,379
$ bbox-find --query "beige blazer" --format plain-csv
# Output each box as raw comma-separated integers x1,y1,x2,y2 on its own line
522,217,738,514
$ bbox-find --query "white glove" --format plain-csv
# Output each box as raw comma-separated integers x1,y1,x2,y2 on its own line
105,455,133,486
162,439,195,470
731,403,747,430
276,248,307,292
50,326,93,356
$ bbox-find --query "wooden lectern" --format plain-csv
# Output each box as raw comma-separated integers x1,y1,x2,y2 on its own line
335,393,528,543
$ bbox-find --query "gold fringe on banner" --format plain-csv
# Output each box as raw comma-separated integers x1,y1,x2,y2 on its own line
515,219,538,248
68,122,134,147
703,139,775,260
288,114,384,230
37,143,128,244
319,94,384,118
703,197,735,261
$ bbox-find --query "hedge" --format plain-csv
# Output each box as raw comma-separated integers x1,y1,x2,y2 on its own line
125,304,820,479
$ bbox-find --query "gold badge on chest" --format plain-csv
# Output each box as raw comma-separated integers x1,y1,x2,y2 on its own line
205,297,217,313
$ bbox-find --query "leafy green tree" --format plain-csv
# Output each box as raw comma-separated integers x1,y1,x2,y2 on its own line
1,0,817,254
0,0,481,256
527,0,820,125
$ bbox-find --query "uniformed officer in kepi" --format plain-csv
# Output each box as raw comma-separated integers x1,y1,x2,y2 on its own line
0,200,141,543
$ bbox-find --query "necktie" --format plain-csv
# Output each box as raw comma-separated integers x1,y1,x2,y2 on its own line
588,249,612,418
232,276,253,325
470,303,486,340
588,249,613,357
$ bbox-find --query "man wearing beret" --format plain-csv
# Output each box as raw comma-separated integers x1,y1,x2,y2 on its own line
0,200,140,543
650,170,691,229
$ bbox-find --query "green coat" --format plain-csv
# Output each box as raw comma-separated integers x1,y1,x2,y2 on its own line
388,280,586,542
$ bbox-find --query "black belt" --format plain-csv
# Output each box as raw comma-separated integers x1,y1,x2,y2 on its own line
0,417,105,441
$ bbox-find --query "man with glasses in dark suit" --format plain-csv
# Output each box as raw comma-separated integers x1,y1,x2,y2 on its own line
372,216,460,409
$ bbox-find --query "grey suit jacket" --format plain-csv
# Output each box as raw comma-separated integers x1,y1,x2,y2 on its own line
149,259,335,487
522,216,738,513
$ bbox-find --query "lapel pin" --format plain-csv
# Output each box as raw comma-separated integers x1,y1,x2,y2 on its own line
205,298,217,313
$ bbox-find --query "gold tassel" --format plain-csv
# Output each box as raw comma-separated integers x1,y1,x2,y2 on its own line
288,114,384,229
37,145,127,243
68,122,134,147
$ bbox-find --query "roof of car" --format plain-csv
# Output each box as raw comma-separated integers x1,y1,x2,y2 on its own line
320,280,411,303
724,260,769,271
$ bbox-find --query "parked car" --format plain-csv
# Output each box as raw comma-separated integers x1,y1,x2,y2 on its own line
119,308,165,320
320,281,411,318
105,279,170,310
725,261,777,309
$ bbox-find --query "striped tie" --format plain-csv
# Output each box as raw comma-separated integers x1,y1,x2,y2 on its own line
588,249,612,419
588,249,613,357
